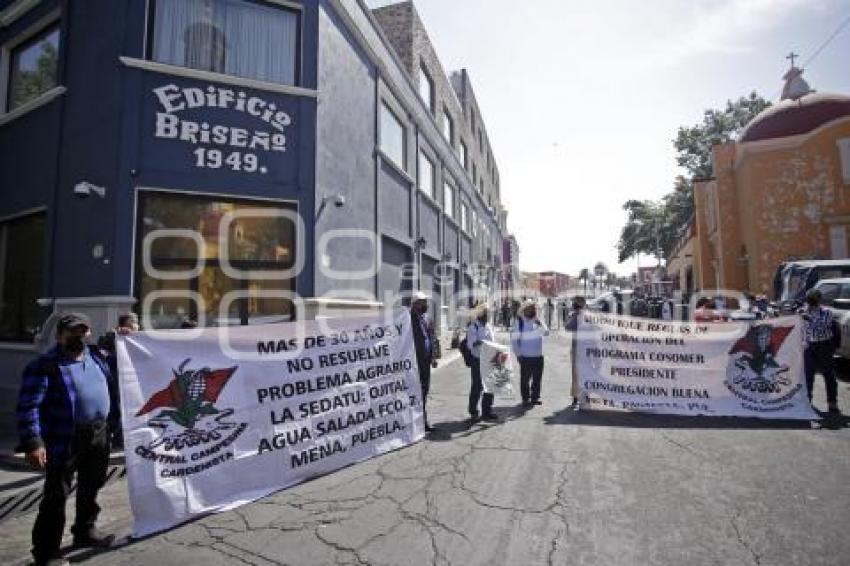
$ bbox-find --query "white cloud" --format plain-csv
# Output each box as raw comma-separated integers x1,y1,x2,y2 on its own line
640,0,821,69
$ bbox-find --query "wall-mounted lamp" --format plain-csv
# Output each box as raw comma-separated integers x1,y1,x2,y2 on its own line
322,193,346,208
316,193,347,219
414,236,427,250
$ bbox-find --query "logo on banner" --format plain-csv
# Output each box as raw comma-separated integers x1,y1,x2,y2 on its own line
134,358,248,477
725,324,800,411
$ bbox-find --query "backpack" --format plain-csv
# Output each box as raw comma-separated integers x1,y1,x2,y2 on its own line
459,323,475,367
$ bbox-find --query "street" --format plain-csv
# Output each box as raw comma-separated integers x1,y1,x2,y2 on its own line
3,330,850,566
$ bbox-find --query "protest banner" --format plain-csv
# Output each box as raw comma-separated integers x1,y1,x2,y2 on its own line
480,340,515,398
117,311,423,536
576,313,818,419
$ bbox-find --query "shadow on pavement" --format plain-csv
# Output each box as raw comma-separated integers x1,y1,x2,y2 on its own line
541,407,842,430
427,402,531,442
0,473,43,494
63,532,157,564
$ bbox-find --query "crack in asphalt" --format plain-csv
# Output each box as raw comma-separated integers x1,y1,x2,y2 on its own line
730,512,762,566
658,432,710,462
260,414,579,566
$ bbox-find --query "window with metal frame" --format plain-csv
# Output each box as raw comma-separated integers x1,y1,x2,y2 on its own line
444,182,454,219
419,64,434,112
418,151,435,199
136,192,297,329
6,23,60,112
442,109,453,144
149,0,300,86
0,212,46,341
379,102,406,170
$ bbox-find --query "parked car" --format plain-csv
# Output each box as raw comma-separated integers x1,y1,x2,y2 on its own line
811,277,850,359
588,290,640,315
773,260,850,314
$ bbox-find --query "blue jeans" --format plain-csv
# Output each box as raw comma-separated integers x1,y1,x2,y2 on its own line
468,362,494,416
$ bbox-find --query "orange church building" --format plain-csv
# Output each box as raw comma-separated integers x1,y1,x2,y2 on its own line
692,67,850,296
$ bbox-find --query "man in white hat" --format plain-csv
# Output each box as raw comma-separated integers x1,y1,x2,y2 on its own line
511,300,549,408
410,291,438,431
466,303,499,423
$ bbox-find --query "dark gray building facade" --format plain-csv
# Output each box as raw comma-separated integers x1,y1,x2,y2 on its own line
0,0,509,429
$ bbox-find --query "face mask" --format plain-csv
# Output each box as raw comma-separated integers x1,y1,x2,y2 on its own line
527,310,536,319
63,335,86,355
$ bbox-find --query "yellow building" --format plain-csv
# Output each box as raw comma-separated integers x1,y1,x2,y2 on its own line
693,67,850,295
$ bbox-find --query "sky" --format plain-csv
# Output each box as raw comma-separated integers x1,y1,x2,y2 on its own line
367,0,850,277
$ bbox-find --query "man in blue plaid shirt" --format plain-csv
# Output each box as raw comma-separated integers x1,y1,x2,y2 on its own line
16,313,118,566
801,290,840,414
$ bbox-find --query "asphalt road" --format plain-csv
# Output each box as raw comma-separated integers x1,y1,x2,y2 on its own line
3,331,850,566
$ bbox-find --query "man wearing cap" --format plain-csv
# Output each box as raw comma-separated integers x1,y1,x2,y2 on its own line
410,292,439,432
800,289,840,414
511,300,549,408
16,313,117,566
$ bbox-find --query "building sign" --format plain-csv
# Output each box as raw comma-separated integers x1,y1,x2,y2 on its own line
118,311,424,536
576,313,817,419
137,72,309,186
153,83,292,175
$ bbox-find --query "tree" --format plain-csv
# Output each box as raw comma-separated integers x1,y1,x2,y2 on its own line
617,200,671,263
662,175,695,234
673,92,771,180
618,92,770,263
592,262,608,290
593,262,608,278
578,268,589,295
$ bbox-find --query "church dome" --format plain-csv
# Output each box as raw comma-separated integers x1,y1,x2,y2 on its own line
740,92,850,143
739,67,850,143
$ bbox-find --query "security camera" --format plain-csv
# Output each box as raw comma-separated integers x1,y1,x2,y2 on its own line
74,181,106,199
333,195,346,207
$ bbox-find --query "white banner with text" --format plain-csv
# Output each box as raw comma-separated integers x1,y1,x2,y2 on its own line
576,313,817,420
117,311,423,536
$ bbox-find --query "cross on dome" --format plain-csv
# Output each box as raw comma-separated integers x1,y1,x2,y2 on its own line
780,53,814,101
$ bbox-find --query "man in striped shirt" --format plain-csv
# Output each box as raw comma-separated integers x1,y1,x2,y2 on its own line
801,290,840,414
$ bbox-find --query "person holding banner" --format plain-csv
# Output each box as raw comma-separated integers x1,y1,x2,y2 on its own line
566,297,586,410
410,291,439,432
511,300,549,408
801,289,840,414
467,304,500,423
16,313,117,566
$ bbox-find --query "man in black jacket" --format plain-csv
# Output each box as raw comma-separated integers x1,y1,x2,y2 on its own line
410,291,438,432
